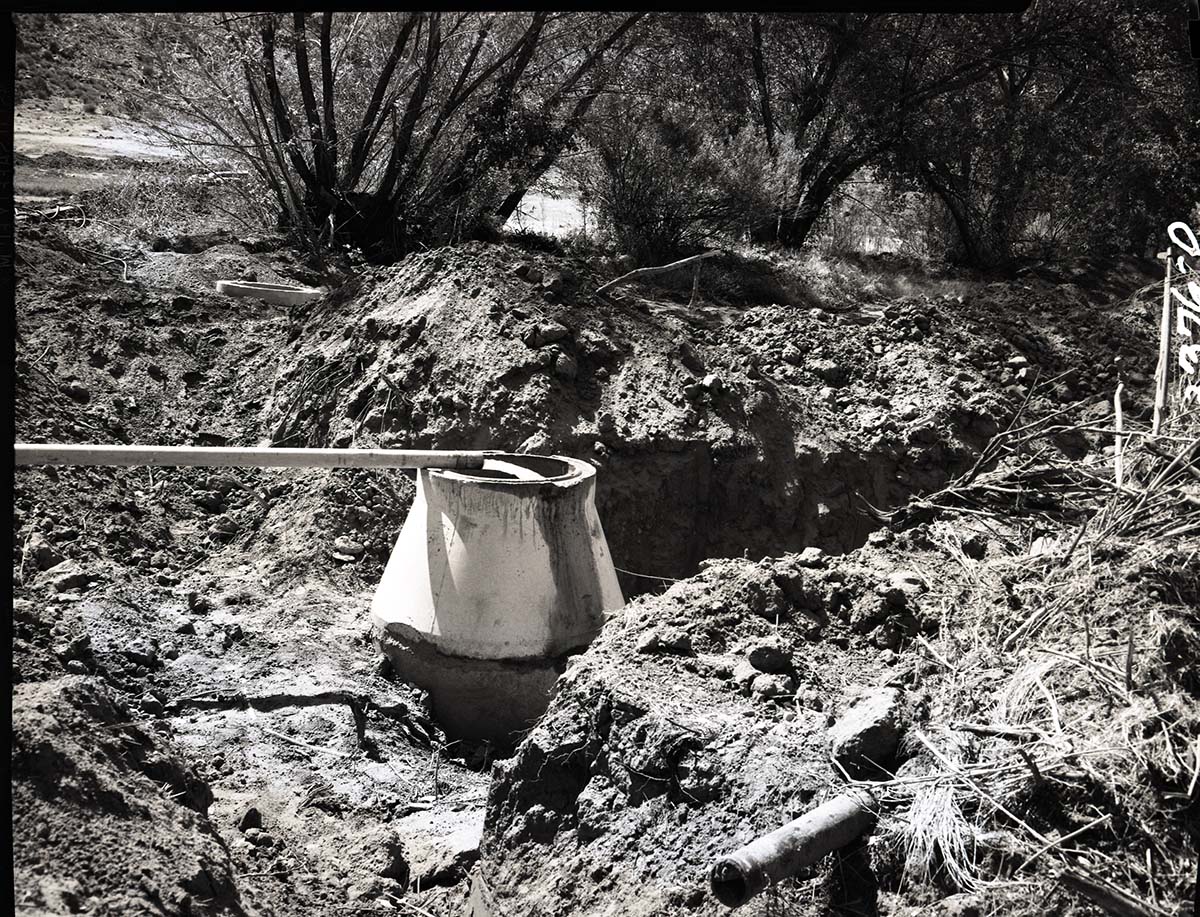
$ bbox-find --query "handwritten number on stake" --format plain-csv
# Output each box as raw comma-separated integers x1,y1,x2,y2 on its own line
1168,222,1198,274
1168,221,1200,257
1167,221,1200,404
1180,343,1200,376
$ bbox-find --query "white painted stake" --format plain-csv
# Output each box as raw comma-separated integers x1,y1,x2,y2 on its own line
1113,383,1125,490
1153,248,1173,434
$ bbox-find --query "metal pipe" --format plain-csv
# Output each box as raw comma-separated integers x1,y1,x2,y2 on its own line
13,443,491,470
710,789,876,908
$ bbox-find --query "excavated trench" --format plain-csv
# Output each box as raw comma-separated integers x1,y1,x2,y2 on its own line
260,244,1007,602
344,414,979,754
591,435,975,594
13,165,1172,916
270,364,986,603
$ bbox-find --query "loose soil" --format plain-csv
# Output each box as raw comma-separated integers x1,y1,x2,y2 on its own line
11,25,1199,917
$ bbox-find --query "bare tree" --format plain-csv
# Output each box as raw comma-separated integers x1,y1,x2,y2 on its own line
135,11,645,264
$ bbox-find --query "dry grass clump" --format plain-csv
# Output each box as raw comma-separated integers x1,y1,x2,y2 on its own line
16,159,276,283
863,394,1199,913
81,163,216,234
875,728,982,893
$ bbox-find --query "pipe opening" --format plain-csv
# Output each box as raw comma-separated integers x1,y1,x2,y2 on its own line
710,861,752,908
461,469,522,480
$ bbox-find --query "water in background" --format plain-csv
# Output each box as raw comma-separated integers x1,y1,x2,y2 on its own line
504,191,592,238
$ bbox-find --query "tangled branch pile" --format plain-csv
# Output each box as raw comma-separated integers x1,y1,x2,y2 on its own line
865,395,1200,914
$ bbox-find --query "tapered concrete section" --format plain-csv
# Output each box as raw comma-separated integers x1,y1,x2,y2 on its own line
370,453,624,740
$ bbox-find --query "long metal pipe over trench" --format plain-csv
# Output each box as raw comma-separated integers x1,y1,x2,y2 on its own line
13,443,492,470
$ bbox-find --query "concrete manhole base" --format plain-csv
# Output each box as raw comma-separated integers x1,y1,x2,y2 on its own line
215,280,323,306
375,625,568,741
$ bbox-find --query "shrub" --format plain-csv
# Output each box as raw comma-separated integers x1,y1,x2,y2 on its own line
132,12,646,269
579,103,754,264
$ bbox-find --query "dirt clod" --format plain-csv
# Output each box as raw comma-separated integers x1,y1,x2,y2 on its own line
746,635,792,673
636,626,693,655
829,687,906,777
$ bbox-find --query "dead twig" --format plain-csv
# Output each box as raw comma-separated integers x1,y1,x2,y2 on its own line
1058,867,1170,917
1113,384,1125,489
1017,813,1111,872
914,633,956,672
260,726,350,759
72,244,132,283
597,250,722,295
166,690,409,747
949,722,1039,741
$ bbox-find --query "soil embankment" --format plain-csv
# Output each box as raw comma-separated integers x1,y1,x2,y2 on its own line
13,82,1195,916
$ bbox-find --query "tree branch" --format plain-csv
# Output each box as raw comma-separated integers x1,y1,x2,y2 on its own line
259,15,320,194
319,13,339,179
750,15,775,151
292,13,332,188
345,12,419,190
377,12,443,202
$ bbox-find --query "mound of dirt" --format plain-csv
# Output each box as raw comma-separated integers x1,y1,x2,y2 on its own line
470,543,933,916
14,212,1162,598
261,242,1160,593
472,527,1200,916
13,218,488,915
12,674,243,915
15,150,150,172
13,220,404,594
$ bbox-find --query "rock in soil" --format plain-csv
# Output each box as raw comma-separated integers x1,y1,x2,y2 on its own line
46,560,90,592
636,626,693,655
746,635,792,673
395,808,484,889
750,671,795,701
28,531,65,570
828,687,906,777
238,806,262,832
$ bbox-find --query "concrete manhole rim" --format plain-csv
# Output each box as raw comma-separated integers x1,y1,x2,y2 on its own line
433,452,592,485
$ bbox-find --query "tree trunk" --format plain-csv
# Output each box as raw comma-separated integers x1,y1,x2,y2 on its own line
777,153,870,247
750,15,775,151
930,185,982,265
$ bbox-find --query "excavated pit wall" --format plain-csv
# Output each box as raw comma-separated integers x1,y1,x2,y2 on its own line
591,434,978,591
262,245,1013,597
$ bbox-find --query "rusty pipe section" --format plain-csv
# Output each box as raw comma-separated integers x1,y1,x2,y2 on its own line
13,443,492,470
710,789,877,908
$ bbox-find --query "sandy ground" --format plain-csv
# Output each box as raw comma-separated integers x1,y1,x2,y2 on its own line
504,193,593,238
16,100,178,160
